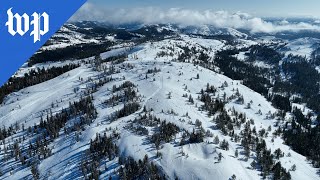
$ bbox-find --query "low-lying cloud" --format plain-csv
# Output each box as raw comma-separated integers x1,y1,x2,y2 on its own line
71,3,320,34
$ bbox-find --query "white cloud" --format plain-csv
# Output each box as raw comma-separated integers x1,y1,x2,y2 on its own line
71,3,320,34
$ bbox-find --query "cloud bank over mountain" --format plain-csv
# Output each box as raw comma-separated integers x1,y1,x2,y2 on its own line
72,3,320,33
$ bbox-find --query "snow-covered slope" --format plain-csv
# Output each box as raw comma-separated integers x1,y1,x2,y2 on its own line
0,33,319,180
41,25,101,51
284,38,320,58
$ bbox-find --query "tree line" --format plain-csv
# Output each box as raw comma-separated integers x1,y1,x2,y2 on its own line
0,64,79,104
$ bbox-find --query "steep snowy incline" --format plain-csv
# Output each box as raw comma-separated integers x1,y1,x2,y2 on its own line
0,36,319,180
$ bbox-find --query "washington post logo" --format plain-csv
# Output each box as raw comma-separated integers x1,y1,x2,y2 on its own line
5,8,49,43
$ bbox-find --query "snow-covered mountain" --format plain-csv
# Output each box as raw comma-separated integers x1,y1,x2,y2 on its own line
0,22,320,180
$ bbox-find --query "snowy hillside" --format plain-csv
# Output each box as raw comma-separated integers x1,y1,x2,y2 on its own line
0,23,320,180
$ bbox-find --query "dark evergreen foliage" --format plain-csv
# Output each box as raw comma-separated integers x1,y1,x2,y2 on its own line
0,64,79,104
116,102,140,119
283,121,320,168
81,132,119,180
248,45,282,65
118,155,166,180
105,81,137,107
151,121,179,148
28,43,113,66
271,95,291,112
188,128,205,144
214,49,271,96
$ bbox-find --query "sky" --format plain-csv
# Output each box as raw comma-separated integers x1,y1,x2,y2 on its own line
71,0,320,34
88,0,320,17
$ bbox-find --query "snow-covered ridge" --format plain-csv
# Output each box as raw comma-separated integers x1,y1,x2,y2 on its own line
0,33,319,180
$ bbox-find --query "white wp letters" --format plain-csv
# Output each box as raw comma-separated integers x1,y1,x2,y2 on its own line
5,8,49,43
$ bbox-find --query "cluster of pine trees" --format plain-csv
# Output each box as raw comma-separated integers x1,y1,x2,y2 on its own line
254,138,291,179
199,84,224,116
115,102,140,119
133,112,161,127
102,54,127,65
283,109,320,168
80,130,165,180
187,128,205,144
127,113,162,136
270,94,291,113
193,45,320,172
91,77,114,94
0,64,79,104
28,42,113,66
197,82,292,179
151,121,180,149
176,45,210,64
247,45,282,65
147,67,161,74
112,81,135,93
0,122,20,141
104,81,137,107
275,56,320,111
240,122,292,179
118,155,165,180
0,95,97,177
130,110,206,149
105,87,137,107
214,49,272,96
81,132,119,180
104,81,141,122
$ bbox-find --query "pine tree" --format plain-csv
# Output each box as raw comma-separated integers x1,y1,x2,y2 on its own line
214,136,220,144
250,160,257,169
31,164,40,180
231,174,237,180
218,152,222,162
